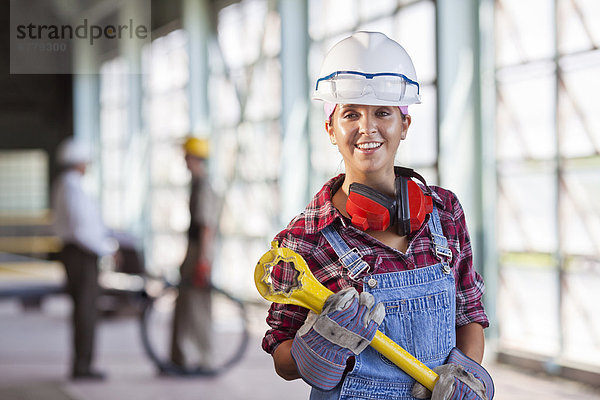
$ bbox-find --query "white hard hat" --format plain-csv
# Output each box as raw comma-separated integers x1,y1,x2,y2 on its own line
313,31,421,107
57,137,92,166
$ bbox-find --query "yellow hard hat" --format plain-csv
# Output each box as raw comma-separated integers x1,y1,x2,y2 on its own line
183,137,210,159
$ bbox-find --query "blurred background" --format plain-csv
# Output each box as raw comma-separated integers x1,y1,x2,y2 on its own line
1,0,600,398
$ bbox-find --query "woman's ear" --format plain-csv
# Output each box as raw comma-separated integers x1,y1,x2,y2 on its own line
326,121,336,144
400,114,411,140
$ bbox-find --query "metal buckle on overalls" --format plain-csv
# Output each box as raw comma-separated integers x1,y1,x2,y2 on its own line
435,245,452,260
432,233,452,260
435,248,452,274
431,233,452,274
341,247,370,281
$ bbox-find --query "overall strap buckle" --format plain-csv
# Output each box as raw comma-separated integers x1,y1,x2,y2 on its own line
428,206,452,274
432,233,453,261
322,226,370,282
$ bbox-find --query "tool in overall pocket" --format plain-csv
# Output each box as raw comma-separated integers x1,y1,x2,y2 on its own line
254,241,439,391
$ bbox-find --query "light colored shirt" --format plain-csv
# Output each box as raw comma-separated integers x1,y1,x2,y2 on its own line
51,169,116,256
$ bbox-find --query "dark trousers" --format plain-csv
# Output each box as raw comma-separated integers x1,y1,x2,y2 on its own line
59,244,100,375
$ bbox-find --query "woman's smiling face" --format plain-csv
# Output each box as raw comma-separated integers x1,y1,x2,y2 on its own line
327,104,411,180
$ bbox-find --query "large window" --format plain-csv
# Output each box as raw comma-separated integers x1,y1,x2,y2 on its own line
142,30,191,277
99,30,191,278
495,0,600,367
100,57,130,230
209,0,282,296
0,150,48,214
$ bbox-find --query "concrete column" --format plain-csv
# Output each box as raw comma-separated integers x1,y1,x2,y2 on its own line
72,32,101,195
183,0,211,136
279,0,310,225
437,0,480,218
479,0,498,338
119,0,149,231
437,0,497,333
120,0,145,140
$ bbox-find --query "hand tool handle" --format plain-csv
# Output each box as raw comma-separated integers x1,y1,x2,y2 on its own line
371,331,438,391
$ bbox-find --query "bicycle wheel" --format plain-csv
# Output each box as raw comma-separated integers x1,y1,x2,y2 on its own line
140,282,249,376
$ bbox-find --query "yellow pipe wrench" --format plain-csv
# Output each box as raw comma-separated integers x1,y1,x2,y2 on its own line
255,241,439,391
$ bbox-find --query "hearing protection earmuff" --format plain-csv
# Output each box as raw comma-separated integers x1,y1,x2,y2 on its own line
346,167,433,236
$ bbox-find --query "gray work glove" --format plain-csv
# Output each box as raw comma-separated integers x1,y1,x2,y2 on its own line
290,287,385,390
412,347,494,400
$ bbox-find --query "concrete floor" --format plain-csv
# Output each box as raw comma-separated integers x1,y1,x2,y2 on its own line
1,296,599,400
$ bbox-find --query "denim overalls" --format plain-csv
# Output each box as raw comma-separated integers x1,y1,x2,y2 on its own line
311,206,456,400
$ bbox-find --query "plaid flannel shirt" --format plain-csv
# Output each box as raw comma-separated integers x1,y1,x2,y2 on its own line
262,173,489,355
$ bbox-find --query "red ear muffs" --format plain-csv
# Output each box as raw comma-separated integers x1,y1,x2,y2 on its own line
346,168,433,236
346,184,394,231
404,179,433,233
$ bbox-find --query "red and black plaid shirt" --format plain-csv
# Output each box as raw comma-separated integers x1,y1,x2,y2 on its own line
261,174,489,355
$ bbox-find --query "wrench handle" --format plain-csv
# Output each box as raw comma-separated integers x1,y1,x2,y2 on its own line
370,331,438,391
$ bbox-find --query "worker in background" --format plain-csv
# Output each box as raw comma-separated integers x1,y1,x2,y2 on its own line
170,137,219,371
51,137,117,380
261,32,494,399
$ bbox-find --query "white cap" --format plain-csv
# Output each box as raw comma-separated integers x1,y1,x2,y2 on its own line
56,137,92,166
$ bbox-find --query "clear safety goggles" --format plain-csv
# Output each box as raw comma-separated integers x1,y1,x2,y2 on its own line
315,70,420,102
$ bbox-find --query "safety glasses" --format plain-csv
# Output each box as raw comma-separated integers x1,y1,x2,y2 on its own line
315,70,420,102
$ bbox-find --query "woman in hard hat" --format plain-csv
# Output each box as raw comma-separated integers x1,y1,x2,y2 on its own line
170,137,219,371
261,32,494,399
